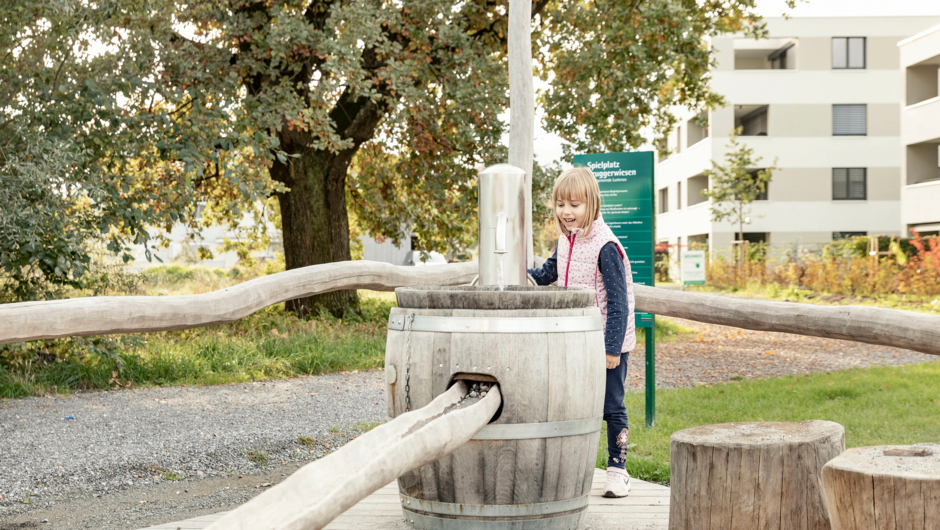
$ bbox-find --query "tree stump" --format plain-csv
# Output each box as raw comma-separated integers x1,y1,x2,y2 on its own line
669,420,845,530
821,444,940,530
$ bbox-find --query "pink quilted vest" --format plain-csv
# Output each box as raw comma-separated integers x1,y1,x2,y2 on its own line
557,216,636,353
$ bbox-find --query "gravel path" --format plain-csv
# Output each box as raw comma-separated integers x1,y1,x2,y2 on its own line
0,320,936,529
0,372,386,529
624,318,937,390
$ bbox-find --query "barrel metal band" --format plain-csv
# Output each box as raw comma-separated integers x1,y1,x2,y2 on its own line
400,494,589,518
472,416,602,440
388,314,602,333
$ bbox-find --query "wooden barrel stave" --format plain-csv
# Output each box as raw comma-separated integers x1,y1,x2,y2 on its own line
385,291,604,528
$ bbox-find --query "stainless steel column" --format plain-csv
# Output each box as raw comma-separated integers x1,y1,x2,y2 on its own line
478,164,527,286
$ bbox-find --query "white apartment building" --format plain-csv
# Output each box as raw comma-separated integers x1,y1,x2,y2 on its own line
900,24,940,237
656,16,940,255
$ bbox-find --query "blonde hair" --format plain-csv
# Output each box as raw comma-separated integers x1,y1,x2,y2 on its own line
551,167,601,236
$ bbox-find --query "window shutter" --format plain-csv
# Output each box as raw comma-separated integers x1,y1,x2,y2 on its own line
833,168,848,199
833,105,866,135
848,168,866,199
742,110,768,136
833,168,866,200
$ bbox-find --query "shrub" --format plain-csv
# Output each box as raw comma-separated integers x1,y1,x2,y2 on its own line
704,234,940,298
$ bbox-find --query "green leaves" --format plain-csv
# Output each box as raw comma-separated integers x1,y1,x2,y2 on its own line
0,0,281,300
702,128,777,240
1,0,771,303
537,0,764,158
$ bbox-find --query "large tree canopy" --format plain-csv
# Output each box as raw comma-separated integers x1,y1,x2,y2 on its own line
1,0,772,314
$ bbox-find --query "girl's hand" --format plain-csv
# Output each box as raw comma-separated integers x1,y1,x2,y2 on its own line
606,354,620,369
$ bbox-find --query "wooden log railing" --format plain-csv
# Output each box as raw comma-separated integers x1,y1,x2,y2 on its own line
634,284,940,357
0,260,939,357
0,261,476,345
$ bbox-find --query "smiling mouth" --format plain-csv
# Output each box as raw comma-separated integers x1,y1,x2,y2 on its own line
563,218,576,224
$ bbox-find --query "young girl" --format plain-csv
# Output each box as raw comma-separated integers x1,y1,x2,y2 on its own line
528,167,636,498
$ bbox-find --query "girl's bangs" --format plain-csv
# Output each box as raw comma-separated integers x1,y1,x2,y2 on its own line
553,172,591,203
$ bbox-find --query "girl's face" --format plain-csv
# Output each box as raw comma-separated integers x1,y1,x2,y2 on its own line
556,197,587,234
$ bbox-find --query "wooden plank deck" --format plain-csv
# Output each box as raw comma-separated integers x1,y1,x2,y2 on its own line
141,469,669,529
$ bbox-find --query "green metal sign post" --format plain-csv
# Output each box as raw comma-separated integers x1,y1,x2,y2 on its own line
572,151,656,428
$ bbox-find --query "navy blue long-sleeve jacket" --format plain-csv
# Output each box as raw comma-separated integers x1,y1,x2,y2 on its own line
528,242,628,356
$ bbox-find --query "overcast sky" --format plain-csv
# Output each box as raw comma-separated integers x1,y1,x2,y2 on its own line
756,0,940,17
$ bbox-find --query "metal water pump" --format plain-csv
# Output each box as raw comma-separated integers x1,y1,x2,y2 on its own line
477,164,528,286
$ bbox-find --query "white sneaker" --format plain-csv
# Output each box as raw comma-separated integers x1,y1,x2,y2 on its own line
603,467,632,498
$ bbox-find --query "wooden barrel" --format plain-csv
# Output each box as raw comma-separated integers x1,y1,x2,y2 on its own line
384,286,606,529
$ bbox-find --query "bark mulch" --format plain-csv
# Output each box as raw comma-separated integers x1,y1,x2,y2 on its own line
625,318,937,390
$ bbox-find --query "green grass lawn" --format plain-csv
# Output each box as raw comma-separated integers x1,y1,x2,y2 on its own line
597,361,940,484
0,291,396,398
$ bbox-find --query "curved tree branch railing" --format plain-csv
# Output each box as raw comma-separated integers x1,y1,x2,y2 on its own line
633,285,940,357
0,261,938,357
0,261,476,345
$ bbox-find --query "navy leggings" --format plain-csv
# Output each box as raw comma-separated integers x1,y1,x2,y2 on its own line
604,351,630,469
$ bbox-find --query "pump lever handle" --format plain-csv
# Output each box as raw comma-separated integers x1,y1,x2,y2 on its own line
495,212,508,254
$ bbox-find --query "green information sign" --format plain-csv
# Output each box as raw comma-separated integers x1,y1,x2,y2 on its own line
571,151,655,290
572,151,657,427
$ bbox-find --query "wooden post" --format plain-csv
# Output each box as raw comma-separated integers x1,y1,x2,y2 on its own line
821,444,940,530
669,420,845,530
732,240,749,287
743,240,750,284
507,0,535,268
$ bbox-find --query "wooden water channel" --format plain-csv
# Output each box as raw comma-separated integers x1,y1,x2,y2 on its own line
141,471,670,530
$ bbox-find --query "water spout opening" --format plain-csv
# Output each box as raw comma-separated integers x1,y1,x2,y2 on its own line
448,374,503,424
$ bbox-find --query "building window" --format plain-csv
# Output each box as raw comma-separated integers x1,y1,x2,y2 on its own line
676,181,683,210
756,181,769,201
832,104,866,136
832,37,865,69
741,232,768,244
658,187,669,214
734,105,769,136
745,171,769,200
833,231,867,240
740,107,768,136
833,168,867,200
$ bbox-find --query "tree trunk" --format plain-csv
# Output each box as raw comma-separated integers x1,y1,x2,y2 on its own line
669,420,844,530
271,131,358,318
821,444,940,530
270,92,386,318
